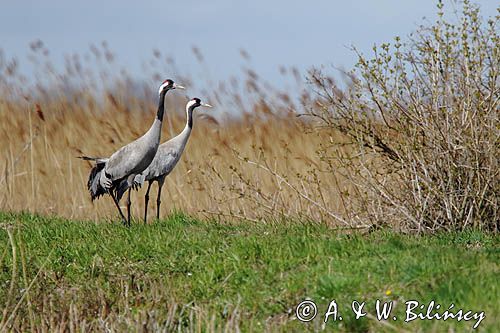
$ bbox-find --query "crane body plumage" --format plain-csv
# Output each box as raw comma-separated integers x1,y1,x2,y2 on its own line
80,79,183,226
136,122,190,185
132,98,212,223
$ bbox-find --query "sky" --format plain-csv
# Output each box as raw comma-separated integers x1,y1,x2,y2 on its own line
0,0,497,93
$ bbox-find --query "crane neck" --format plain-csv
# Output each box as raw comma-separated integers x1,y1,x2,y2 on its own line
186,103,195,129
177,103,196,145
156,89,168,121
166,103,196,155
144,89,168,145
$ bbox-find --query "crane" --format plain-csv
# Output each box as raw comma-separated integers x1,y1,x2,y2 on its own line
80,79,184,226
131,97,212,223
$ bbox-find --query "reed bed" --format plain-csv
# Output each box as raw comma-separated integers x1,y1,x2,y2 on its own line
0,52,349,225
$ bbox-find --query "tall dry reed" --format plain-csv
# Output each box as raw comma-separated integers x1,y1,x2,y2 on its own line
0,43,349,225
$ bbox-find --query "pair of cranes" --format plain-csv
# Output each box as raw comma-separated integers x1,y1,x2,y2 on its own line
80,79,212,226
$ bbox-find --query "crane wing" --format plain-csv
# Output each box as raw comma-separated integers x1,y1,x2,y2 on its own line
104,139,155,181
148,146,180,180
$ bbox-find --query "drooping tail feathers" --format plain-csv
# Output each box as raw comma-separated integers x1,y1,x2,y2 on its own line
87,163,107,201
114,179,129,203
114,175,143,203
78,156,108,201
78,155,141,203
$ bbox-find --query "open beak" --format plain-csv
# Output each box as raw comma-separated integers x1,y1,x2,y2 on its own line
174,83,185,90
201,103,213,108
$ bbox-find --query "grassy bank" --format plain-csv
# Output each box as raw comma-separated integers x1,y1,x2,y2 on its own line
0,212,498,331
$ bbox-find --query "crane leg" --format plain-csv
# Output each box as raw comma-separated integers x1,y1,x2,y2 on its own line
144,181,152,224
126,188,132,227
156,179,164,220
110,192,127,225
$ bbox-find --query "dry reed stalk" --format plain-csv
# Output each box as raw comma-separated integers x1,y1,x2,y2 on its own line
0,88,350,225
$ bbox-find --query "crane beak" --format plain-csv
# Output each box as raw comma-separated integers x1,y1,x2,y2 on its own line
174,84,185,90
201,103,213,108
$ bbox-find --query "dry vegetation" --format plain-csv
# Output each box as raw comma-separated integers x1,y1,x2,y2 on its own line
308,1,499,231
0,47,349,226
0,1,498,232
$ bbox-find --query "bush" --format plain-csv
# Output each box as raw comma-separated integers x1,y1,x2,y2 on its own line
309,1,499,232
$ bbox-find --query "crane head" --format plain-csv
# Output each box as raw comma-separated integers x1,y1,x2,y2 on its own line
158,79,185,95
188,97,213,110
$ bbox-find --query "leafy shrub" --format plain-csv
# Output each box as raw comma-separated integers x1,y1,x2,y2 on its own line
309,1,499,231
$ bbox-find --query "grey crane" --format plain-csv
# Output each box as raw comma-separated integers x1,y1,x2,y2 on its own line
133,97,212,223
79,79,184,226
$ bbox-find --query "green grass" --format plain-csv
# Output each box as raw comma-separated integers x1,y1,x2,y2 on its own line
0,212,498,332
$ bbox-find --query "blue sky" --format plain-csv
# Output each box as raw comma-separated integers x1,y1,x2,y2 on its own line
0,0,497,91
